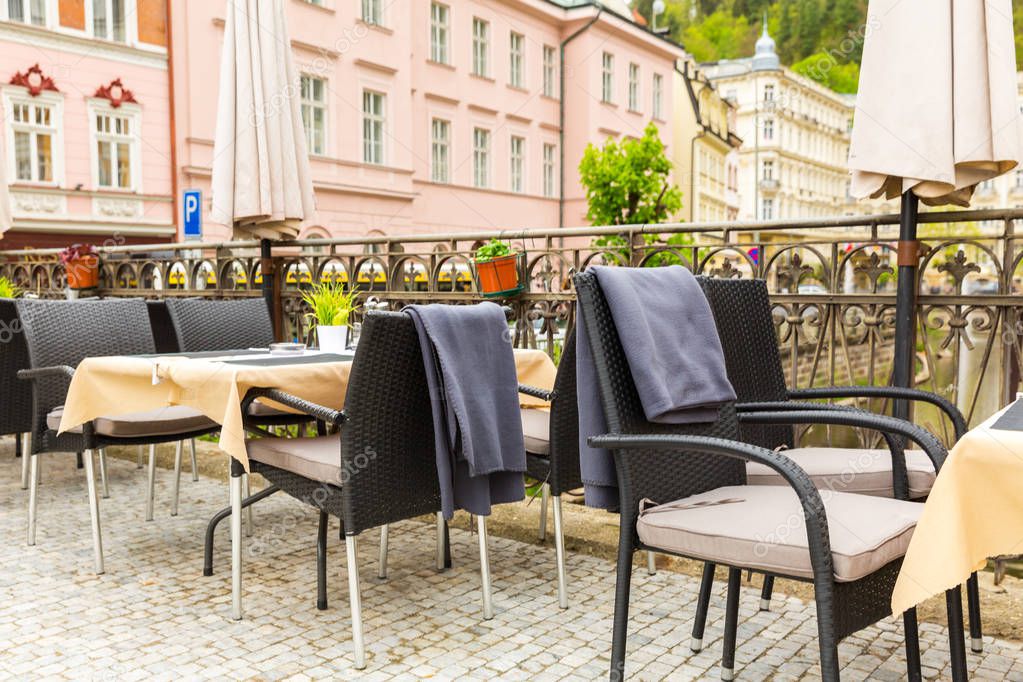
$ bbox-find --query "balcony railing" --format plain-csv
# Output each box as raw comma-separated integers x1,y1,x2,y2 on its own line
4,207,1023,445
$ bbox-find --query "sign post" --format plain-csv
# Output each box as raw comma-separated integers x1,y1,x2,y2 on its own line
183,190,202,241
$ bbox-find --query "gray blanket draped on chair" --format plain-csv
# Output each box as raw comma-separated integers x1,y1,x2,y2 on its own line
576,265,736,509
405,303,525,519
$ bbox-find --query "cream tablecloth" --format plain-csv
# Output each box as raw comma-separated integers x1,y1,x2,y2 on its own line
892,400,1023,615
58,348,557,471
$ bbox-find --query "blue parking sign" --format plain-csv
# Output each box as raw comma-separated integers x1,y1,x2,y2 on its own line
183,189,202,240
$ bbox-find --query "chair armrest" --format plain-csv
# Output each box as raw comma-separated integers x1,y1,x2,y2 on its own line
17,365,75,381
518,384,554,402
242,387,346,428
588,432,835,584
737,400,869,414
789,386,967,440
738,409,947,473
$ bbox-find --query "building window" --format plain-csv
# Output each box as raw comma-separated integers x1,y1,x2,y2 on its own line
431,118,450,183
628,63,640,111
763,117,774,140
652,73,663,119
300,75,326,156
472,18,490,77
510,135,525,193
92,0,127,41
543,45,557,98
760,198,774,220
362,90,385,165
430,3,449,64
509,32,525,88
543,142,556,198
601,52,614,103
8,97,57,183
6,0,45,25
361,0,382,25
473,127,490,188
93,107,137,189
762,159,774,181
764,83,774,101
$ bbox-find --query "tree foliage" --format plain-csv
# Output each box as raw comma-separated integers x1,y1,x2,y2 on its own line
791,52,860,94
578,123,682,226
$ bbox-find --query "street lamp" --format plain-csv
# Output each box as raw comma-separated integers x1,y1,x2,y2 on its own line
652,0,668,35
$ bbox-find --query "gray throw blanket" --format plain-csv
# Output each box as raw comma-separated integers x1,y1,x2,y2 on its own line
576,266,736,509
405,303,525,519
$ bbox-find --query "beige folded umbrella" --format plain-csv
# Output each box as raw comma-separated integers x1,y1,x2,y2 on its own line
849,0,1023,207
0,130,11,236
211,0,315,239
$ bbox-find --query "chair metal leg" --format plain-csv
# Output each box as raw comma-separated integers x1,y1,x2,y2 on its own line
435,512,445,571
477,516,494,620
760,574,775,611
83,450,104,575
171,441,182,516
27,453,38,545
242,474,253,537
20,433,30,490
609,538,635,680
346,535,366,669
145,444,156,522
538,483,549,541
189,438,198,482
945,586,968,682
647,551,656,575
721,567,741,681
967,571,983,652
552,495,568,609
76,451,83,469
97,448,109,499
378,524,389,580
904,607,922,681
136,444,144,469
317,511,328,610
691,561,716,652
230,459,244,620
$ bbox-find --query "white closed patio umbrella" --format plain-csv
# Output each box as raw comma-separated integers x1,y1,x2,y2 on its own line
211,0,316,327
0,132,11,237
848,1,1021,678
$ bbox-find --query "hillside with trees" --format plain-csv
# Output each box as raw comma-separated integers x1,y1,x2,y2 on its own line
633,0,1023,95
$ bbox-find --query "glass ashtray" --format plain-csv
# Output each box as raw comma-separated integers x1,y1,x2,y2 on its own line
269,342,307,356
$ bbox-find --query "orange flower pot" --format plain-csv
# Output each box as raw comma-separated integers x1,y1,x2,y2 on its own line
65,256,100,289
475,254,520,296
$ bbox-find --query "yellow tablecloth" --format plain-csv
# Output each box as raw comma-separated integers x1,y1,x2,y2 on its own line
892,401,1023,615
59,348,558,471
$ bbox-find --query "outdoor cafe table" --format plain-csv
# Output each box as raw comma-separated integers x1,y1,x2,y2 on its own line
892,399,1023,625
57,346,557,618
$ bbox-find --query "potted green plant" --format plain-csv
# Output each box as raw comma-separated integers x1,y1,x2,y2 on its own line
0,276,20,299
473,238,522,297
301,281,359,352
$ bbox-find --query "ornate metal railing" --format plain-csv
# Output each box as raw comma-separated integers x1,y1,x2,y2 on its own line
5,207,1023,445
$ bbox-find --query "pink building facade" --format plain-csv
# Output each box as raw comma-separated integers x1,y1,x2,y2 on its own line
0,0,174,250
173,0,685,242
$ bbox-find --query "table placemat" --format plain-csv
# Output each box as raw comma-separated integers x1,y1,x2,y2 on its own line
990,399,1023,431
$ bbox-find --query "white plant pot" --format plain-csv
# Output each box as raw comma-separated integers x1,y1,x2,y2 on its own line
317,325,349,352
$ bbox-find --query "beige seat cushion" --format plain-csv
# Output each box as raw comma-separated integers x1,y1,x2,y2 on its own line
47,405,217,438
746,447,936,499
247,434,342,485
520,408,550,456
636,485,921,582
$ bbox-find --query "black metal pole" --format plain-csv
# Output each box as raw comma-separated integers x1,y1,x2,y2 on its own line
892,191,920,422
260,237,276,337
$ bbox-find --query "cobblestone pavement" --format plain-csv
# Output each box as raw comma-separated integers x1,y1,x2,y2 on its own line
1,448,1022,681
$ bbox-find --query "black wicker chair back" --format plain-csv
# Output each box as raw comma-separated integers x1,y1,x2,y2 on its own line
165,298,275,352
17,299,156,452
546,328,582,496
573,271,745,534
0,299,34,437
697,276,794,450
339,310,440,535
146,300,180,354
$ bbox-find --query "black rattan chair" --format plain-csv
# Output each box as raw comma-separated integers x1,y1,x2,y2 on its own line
697,276,984,652
16,299,220,574
574,269,968,681
1,299,35,489
239,310,496,669
518,328,583,609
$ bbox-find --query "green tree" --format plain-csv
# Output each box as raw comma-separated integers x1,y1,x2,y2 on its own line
578,122,683,226
792,52,860,93
681,10,755,62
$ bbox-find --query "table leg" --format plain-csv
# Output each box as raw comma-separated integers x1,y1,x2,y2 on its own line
230,458,244,620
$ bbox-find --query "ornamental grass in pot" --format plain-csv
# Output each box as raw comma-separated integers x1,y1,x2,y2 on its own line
302,281,359,352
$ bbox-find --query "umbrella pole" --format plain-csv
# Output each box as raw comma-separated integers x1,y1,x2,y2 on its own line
260,238,279,341
892,191,920,422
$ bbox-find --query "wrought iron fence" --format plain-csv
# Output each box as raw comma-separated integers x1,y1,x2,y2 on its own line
5,207,1023,444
